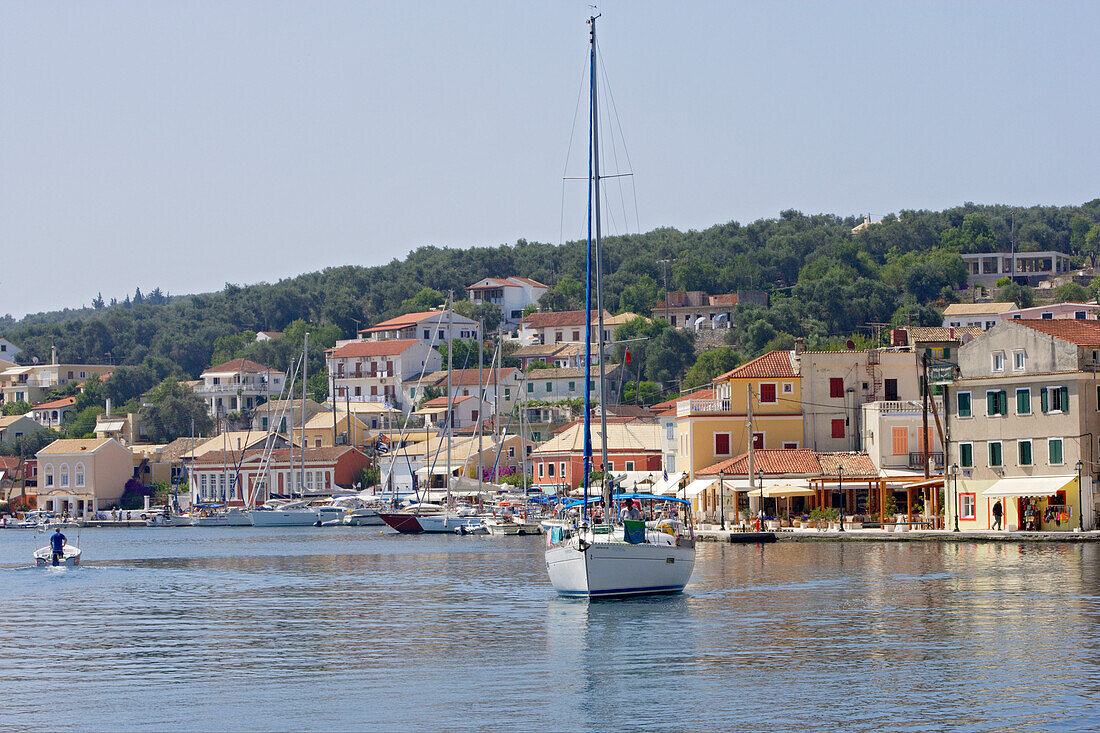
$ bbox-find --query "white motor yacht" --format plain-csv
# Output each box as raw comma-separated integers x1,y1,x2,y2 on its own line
248,500,320,527
34,544,81,567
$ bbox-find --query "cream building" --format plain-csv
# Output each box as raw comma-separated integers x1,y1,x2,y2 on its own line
946,319,1099,531
36,438,134,518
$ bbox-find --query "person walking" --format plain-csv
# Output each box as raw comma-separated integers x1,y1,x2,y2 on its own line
992,500,1004,531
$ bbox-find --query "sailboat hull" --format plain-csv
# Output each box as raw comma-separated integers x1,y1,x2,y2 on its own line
545,535,695,598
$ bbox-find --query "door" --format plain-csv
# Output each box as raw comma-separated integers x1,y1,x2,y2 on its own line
884,378,898,401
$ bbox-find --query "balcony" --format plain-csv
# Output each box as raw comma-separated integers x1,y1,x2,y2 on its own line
193,382,278,397
908,451,945,471
678,398,732,416
868,398,945,415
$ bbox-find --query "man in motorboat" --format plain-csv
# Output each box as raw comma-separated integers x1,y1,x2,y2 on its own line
50,528,67,566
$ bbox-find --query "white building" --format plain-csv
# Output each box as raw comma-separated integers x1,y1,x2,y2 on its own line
359,310,479,350
194,359,284,417
518,310,614,348
466,277,548,327
407,367,523,418
521,366,621,404
0,362,113,406
0,338,22,360
31,397,76,428
327,339,441,413
414,395,488,430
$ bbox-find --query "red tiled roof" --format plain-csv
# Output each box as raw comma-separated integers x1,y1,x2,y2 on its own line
1012,319,1100,347
650,387,714,412
713,350,798,382
697,449,879,479
467,277,518,289
33,397,77,411
522,310,611,329
698,449,821,477
193,447,362,465
422,395,477,407
204,358,277,374
424,367,519,387
361,311,443,332
328,339,420,358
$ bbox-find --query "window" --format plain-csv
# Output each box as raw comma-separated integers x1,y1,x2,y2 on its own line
986,390,1008,416
782,382,794,394
957,392,972,418
752,432,765,450
508,446,515,458
1016,388,1031,415
75,463,85,488
625,461,635,471
504,388,510,401
545,382,552,393
1041,386,1069,413
782,441,799,449
759,383,777,403
1076,311,1087,320
560,462,566,477
1049,438,1064,465
714,433,731,456
959,493,976,520
831,419,845,439
1041,312,1053,320
572,330,580,341
1018,439,1032,466
960,443,973,468
829,378,844,398
568,381,576,392
992,352,1005,371
527,382,533,393
1013,351,1026,371
547,463,555,477
988,441,1003,467
60,464,69,488
45,468,54,487
891,426,908,456
538,463,544,478
666,422,675,441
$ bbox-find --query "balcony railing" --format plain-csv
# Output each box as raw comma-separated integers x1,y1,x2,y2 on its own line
193,383,279,397
678,398,732,416
908,451,945,471
869,398,945,414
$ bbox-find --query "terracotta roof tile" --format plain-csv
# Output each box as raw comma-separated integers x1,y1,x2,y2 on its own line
33,397,76,410
698,449,821,477
328,339,421,358
203,358,277,374
713,350,798,382
942,302,1016,316
816,452,879,480
1012,319,1100,347
361,311,443,331
522,310,611,329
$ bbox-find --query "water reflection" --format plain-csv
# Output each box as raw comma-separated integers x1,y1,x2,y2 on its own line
2,531,1100,731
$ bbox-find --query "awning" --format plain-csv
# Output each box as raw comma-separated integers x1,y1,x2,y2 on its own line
683,478,718,498
902,478,946,491
652,472,686,496
611,470,662,490
981,475,1077,498
726,478,812,492
761,484,817,498
97,420,126,432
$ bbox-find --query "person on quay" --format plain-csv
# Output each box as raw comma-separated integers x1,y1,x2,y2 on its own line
50,528,67,566
992,500,1004,531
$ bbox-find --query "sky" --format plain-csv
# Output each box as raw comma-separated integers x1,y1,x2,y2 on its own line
2,1,1098,318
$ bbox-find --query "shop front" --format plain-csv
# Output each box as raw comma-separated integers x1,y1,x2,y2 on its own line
980,475,1083,531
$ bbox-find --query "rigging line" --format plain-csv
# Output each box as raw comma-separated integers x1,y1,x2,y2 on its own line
595,43,630,235
564,173,633,180
596,36,639,233
560,51,591,247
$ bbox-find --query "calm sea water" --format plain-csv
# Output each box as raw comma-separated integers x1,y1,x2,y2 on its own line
1,528,1099,732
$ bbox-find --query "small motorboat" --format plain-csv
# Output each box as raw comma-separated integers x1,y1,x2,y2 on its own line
34,544,82,567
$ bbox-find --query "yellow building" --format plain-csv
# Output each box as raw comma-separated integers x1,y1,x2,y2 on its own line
300,411,370,449
676,350,805,478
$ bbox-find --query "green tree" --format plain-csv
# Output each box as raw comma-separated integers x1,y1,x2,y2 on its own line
996,281,1035,308
138,379,214,443
682,347,742,390
210,330,258,366
397,287,446,315
617,274,661,316
64,405,104,438
307,370,329,403
539,275,584,311
1083,224,1100,260
620,380,663,405
615,317,695,386
1052,282,1089,302
940,213,996,253
2,399,32,416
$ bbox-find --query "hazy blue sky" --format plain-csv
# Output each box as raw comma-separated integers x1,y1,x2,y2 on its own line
3,1,1098,317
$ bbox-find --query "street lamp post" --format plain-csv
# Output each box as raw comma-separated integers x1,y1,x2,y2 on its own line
719,470,725,530
836,465,844,532
1076,460,1084,531
951,463,960,532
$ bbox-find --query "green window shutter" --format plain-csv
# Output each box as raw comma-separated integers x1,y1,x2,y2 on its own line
1019,441,1032,466
944,347,951,359
1040,387,1048,413
527,382,533,393
961,443,973,467
989,442,1002,466
958,393,971,418
1017,389,1030,414
1049,439,1063,465
1060,386,1069,410
998,391,1008,415
987,392,997,416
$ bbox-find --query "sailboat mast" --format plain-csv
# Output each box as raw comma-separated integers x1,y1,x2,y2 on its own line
590,15,612,511
477,317,483,496
300,331,308,498
446,292,453,507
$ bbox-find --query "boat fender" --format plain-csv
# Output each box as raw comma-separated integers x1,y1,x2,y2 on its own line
314,520,322,527
578,538,590,553
140,514,148,520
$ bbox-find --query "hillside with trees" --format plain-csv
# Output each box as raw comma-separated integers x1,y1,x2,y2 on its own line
3,200,1099,414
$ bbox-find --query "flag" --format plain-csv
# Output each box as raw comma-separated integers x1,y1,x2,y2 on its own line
624,347,632,364
375,434,391,455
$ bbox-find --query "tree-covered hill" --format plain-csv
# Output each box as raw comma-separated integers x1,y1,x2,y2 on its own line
3,200,1100,387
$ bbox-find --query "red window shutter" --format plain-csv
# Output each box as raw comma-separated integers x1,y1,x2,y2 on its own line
759,383,777,403
752,432,765,450
714,433,730,455
831,419,846,439
830,378,844,399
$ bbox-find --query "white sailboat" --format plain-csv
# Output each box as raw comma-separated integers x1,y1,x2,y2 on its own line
545,16,695,598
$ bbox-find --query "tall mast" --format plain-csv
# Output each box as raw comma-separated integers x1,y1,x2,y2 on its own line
477,317,484,496
300,331,308,498
590,15,611,511
446,292,453,507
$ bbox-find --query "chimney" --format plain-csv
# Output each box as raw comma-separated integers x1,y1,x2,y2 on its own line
51,345,58,365
794,337,806,355
105,398,112,418
890,329,907,347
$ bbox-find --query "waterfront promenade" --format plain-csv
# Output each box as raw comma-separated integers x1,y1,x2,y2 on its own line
697,526,1100,542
